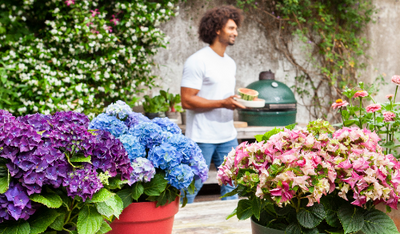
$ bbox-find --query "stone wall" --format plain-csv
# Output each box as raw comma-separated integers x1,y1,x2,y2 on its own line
148,0,400,124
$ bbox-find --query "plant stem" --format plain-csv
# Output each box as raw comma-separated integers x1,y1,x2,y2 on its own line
359,97,362,128
340,108,344,124
386,124,390,155
373,112,376,132
395,86,399,104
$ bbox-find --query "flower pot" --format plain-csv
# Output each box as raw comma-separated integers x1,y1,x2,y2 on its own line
166,111,180,120
145,112,159,119
181,112,186,125
251,217,284,234
108,197,179,234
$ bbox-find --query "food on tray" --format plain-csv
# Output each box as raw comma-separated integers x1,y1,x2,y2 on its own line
237,88,259,101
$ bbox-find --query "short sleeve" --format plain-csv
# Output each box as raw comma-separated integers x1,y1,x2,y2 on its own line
180,55,204,90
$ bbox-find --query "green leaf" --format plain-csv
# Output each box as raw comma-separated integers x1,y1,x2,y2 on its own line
0,169,9,194
285,123,297,130
236,199,253,220
254,134,264,142
131,182,144,201
337,204,364,234
361,209,399,234
226,208,237,220
343,119,357,127
220,187,238,198
49,213,66,231
70,154,91,163
30,192,62,208
188,179,195,195
394,132,400,142
143,173,168,197
116,189,133,209
237,169,257,180
28,208,59,234
321,197,341,227
297,203,326,229
90,188,115,203
302,227,319,234
105,193,124,218
96,221,112,234
95,202,115,219
285,223,302,234
0,220,30,234
251,197,262,220
77,205,103,234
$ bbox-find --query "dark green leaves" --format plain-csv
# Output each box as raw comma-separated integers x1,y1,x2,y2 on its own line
90,188,115,203
255,128,284,142
143,173,168,197
237,199,253,220
337,204,364,234
131,182,144,201
0,220,30,234
361,209,399,234
297,203,326,229
28,208,59,234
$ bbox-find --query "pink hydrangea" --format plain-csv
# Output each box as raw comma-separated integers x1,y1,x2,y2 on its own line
392,75,400,85
353,90,368,98
366,104,381,113
386,94,394,100
331,99,349,109
383,111,396,122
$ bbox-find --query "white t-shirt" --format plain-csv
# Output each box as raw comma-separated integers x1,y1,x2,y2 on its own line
181,46,237,143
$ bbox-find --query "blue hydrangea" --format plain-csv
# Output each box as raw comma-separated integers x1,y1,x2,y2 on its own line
128,157,156,185
105,100,133,120
148,142,183,170
118,134,146,161
128,122,164,149
152,117,182,134
125,112,150,129
165,164,194,190
89,113,128,137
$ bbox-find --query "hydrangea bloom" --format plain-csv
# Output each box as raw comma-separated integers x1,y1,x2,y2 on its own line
105,100,133,120
152,117,182,134
128,157,156,185
128,122,164,149
89,113,128,137
148,142,183,170
125,112,150,129
118,134,146,161
165,164,194,190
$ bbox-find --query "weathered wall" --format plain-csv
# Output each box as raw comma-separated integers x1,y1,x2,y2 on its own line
150,0,400,124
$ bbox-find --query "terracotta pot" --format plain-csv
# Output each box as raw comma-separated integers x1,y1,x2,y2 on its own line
109,197,179,234
251,217,284,234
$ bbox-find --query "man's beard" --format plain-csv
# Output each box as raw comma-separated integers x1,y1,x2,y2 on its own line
219,36,235,46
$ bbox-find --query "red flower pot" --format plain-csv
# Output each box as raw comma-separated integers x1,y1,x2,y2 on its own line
108,197,179,234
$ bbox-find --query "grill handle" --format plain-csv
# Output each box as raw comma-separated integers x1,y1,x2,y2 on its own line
259,70,275,80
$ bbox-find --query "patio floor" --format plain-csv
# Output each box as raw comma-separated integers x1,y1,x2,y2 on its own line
172,199,251,234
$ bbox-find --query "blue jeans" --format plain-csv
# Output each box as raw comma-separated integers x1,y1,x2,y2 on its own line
185,138,239,203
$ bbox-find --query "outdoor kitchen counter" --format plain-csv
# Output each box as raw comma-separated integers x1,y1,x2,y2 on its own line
172,199,251,234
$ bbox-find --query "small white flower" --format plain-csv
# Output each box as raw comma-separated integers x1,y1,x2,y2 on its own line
111,59,116,64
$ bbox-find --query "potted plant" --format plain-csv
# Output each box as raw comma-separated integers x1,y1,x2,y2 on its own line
160,89,183,121
89,100,209,234
217,120,400,234
0,110,131,234
143,95,169,119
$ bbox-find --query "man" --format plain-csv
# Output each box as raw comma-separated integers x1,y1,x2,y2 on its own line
180,5,245,203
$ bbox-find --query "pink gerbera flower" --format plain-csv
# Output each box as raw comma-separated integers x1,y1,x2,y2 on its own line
366,104,381,113
331,99,349,109
353,90,368,98
392,75,400,85
386,94,394,100
383,111,396,122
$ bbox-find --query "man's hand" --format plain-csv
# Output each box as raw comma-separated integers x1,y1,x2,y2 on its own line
222,95,246,110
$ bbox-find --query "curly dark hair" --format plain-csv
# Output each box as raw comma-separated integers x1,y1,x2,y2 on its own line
198,5,243,45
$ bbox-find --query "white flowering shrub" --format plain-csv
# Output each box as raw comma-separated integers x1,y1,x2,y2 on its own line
0,0,178,118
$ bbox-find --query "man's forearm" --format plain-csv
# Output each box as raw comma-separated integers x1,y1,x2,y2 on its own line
182,95,224,110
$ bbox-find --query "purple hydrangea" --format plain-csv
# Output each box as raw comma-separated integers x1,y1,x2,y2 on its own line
125,112,150,129
16,113,52,132
89,113,128,137
128,157,156,185
152,117,182,134
105,100,133,120
0,181,36,222
85,130,133,181
128,122,164,149
118,134,146,161
50,111,90,128
165,164,194,190
62,164,103,201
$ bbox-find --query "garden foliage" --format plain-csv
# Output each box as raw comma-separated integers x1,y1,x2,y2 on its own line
0,0,178,117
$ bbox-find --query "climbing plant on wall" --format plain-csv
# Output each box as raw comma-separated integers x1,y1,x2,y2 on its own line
235,0,383,120
0,0,179,118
